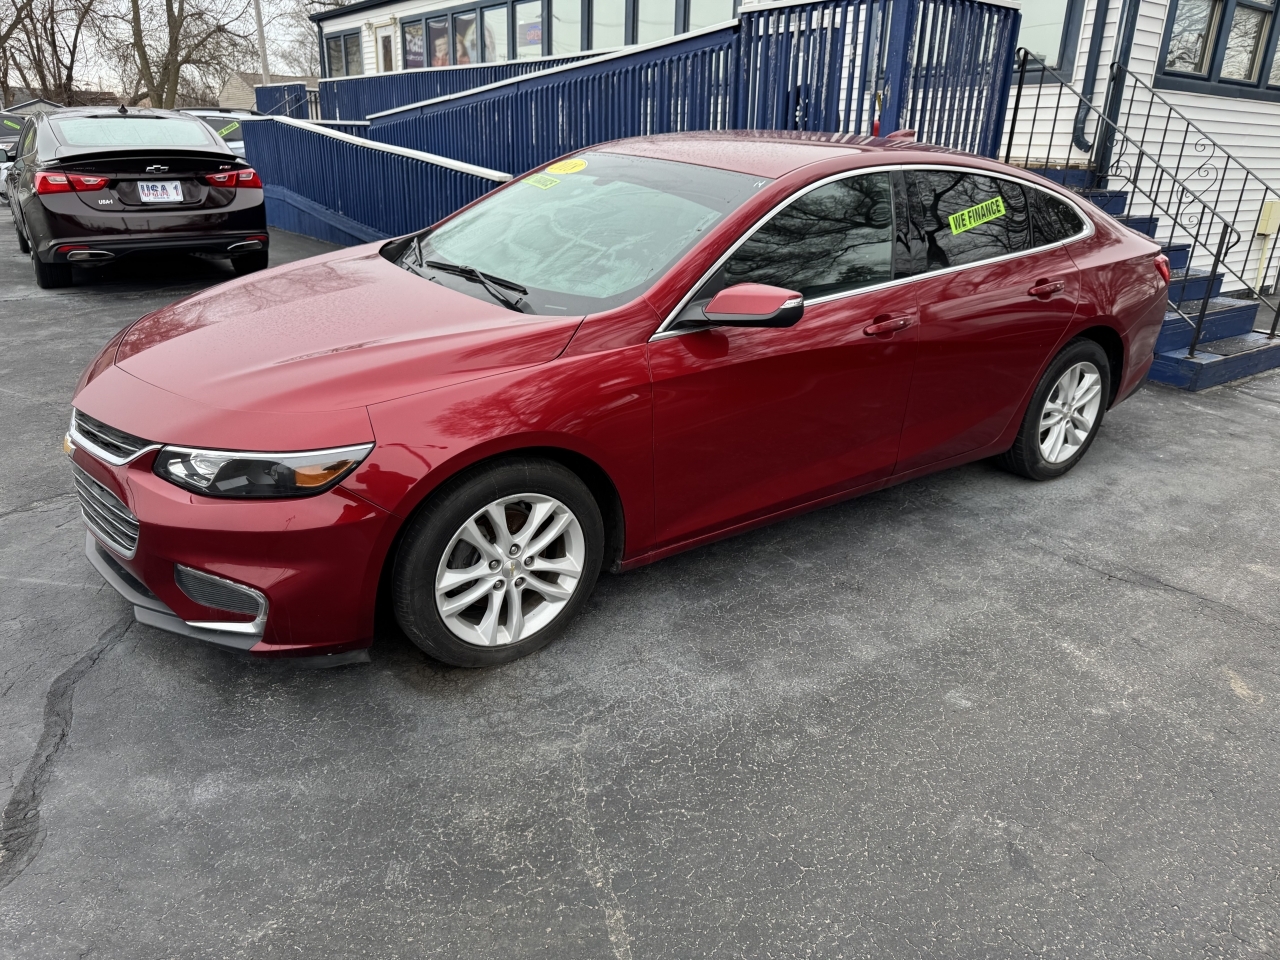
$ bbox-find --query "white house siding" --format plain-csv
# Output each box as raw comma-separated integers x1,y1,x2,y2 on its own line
1003,0,1280,287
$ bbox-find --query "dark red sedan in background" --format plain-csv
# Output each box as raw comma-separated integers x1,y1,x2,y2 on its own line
67,132,1167,667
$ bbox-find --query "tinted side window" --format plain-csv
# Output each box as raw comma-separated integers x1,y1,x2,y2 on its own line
1028,188,1086,245
909,171,1031,270
723,172,895,299
20,123,36,159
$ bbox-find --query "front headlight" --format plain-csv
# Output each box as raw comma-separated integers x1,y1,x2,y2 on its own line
154,443,373,498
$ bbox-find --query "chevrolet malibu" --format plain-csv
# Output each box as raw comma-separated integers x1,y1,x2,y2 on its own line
67,133,1168,668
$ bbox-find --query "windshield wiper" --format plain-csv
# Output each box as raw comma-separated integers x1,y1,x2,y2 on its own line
422,260,529,313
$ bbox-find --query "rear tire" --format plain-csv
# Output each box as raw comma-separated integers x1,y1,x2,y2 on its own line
15,222,29,254
997,337,1110,481
392,458,604,668
232,251,269,276
31,251,72,289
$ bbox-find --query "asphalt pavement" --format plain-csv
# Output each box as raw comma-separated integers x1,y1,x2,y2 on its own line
2,223,1280,959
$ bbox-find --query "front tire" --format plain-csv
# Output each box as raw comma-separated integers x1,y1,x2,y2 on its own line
32,251,72,289
393,458,604,667
998,337,1110,481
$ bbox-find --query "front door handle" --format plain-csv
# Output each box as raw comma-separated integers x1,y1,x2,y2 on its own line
864,315,912,336
1028,279,1066,298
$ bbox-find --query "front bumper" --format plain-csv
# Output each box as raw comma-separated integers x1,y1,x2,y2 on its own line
74,446,392,663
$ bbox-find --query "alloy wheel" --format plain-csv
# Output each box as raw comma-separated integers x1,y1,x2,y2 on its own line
1039,360,1102,464
434,493,585,647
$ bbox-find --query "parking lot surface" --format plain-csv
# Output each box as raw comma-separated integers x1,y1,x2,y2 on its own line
2,224,1280,959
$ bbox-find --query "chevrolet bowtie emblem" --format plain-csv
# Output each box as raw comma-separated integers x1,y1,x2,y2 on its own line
146,165,169,173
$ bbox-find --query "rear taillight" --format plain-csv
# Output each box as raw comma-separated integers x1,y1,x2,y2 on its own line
34,172,72,194
67,173,108,191
1154,254,1171,285
204,168,262,188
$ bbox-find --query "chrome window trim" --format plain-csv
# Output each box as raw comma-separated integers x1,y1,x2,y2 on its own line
650,162,1096,342
69,410,161,466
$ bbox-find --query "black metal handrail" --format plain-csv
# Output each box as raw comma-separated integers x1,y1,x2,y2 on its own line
1004,49,1280,355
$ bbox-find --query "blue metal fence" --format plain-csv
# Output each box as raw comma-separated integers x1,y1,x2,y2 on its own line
884,0,1020,156
254,0,1019,245
366,0,1018,163
366,26,738,173
255,83,310,118
320,55,598,122
241,117,510,246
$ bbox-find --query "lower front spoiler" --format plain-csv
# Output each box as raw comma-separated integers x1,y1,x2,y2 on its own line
84,533,369,667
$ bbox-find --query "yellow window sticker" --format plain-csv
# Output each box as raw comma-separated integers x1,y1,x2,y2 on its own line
546,158,587,174
948,196,1006,235
2,119,20,130
525,174,560,189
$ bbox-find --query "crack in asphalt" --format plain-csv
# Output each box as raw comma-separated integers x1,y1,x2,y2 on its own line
0,616,132,893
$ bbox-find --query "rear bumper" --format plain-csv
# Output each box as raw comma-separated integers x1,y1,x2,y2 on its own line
39,231,269,263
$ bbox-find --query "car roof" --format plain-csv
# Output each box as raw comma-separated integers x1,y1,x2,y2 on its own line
38,106,209,122
596,130,979,179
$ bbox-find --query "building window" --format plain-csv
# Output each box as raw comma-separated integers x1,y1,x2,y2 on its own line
482,5,511,60
344,0,742,76
592,0,626,47
455,10,479,62
550,0,582,53
1158,0,1280,100
1014,0,1086,79
515,0,544,57
688,0,733,31
325,31,363,77
403,20,425,68
637,0,677,43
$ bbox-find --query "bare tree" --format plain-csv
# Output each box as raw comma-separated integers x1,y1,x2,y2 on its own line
98,0,253,108
0,0,36,105
6,0,97,104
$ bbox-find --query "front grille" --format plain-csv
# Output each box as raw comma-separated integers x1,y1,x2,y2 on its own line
72,409,152,463
72,463,139,558
174,565,264,616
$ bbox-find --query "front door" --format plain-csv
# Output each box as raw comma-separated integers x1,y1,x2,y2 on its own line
894,169,1080,473
649,170,919,548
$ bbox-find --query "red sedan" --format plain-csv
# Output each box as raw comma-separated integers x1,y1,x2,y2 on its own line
67,133,1168,667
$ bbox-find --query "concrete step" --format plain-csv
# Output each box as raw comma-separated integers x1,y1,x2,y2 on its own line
1118,215,1159,237
1157,297,1259,353
1078,189,1127,215
1168,270,1224,305
1148,331,1280,390
1163,242,1190,271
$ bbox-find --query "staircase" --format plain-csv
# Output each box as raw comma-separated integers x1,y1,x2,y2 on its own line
1005,53,1280,391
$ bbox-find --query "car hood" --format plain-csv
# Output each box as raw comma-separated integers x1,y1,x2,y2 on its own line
113,245,584,416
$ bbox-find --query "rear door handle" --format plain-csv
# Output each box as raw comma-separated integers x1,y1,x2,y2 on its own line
1028,279,1066,298
864,315,912,336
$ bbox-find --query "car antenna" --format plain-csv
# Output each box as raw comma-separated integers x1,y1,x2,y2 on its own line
118,104,127,115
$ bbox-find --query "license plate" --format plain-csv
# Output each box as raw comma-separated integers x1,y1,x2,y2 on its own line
138,180,183,203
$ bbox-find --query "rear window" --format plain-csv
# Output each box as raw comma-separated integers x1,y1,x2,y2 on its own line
204,118,243,142
0,114,23,137
51,116,216,148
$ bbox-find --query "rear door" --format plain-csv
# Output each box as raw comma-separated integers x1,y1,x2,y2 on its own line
893,168,1080,474
648,170,920,547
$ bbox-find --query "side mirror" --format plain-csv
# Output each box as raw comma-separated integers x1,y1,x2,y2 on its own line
703,283,804,328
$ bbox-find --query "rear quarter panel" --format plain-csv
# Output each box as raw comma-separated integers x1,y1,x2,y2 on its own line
1065,211,1166,400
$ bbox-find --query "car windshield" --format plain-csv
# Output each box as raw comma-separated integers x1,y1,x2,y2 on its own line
398,152,769,315
51,116,216,148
